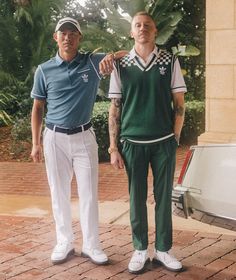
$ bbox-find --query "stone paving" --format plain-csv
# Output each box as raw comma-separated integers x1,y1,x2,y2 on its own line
1,147,236,279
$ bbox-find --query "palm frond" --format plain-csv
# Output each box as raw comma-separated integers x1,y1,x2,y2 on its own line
0,71,21,86
149,0,177,19
115,0,147,16
0,111,13,125
14,7,34,26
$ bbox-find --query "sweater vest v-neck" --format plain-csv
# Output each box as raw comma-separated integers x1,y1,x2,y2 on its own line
117,50,175,141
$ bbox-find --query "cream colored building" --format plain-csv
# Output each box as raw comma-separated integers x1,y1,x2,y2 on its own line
198,0,236,144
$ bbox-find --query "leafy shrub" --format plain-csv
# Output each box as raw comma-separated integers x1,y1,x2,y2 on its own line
0,82,31,126
92,101,110,161
181,100,205,145
10,115,32,161
0,91,15,125
11,115,31,142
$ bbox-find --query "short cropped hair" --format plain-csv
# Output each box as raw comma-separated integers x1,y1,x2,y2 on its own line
131,11,156,25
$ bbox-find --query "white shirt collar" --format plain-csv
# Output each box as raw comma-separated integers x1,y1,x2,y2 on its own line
129,45,159,60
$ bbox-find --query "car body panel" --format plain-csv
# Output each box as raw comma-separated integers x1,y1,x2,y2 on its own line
172,144,236,230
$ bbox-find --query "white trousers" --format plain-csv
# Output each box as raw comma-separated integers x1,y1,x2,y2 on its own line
43,127,100,250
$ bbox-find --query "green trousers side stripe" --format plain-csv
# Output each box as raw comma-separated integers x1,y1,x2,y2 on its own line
122,138,177,251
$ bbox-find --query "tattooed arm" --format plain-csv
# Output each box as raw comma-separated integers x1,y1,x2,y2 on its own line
172,92,185,144
108,98,124,169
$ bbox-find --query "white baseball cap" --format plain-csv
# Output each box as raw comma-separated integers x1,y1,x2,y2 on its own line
55,17,82,34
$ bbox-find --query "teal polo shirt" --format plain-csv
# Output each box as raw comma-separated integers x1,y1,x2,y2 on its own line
31,52,105,128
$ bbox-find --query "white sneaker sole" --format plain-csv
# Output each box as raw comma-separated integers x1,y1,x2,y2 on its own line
152,258,183,272
81,251,109,265
128,258,150,274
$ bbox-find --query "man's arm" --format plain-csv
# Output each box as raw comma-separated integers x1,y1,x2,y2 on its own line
31,99,45,162
172,92,185,145
99,50,128,76
108,98,124,169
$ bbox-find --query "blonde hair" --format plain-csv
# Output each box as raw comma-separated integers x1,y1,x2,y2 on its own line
131,11,156,25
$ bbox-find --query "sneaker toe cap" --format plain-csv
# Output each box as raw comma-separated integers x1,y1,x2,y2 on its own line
168,260,182,270
128,262,144,272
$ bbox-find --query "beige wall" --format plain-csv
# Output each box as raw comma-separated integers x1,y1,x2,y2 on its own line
198,0,236,144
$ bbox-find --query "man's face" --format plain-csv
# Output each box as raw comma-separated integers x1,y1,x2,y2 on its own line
53,26,81,54
130,15,157,44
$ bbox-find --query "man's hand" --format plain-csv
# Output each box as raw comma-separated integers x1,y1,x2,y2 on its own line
99,53,115,76
31,144,43,163
99,50,128,76
110,151,124,169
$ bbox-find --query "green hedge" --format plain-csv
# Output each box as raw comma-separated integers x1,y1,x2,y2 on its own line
91,102,110,161
181,100,205,144
11,100,205,162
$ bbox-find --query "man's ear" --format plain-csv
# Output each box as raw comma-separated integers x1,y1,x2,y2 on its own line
53,32,58,42
130,30,133,38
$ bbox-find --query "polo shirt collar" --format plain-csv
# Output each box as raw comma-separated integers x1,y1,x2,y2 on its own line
55,52,81,65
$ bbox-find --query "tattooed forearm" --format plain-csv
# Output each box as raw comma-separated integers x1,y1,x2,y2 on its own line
175,105,185,117
112,98,121,108
109,98,122,145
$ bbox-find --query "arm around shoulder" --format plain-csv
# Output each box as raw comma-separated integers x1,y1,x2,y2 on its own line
99,50,128,76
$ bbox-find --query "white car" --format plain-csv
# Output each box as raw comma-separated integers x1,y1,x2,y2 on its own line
172,144,236,231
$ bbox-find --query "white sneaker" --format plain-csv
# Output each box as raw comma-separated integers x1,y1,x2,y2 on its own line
153,250,182,272
81,248,108,265
128,250,150,274
51,242,74,264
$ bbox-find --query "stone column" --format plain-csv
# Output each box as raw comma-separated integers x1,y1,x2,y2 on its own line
198,0,236,144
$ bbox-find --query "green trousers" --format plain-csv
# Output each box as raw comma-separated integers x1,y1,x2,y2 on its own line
122,137,177,251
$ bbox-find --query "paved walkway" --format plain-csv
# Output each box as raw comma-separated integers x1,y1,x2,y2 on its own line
1,147,236,279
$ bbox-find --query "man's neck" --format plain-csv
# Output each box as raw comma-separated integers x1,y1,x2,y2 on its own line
134,43,155,62
58,50,78,62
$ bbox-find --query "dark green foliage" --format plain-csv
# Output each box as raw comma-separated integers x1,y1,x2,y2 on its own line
0,78,31,125
173,0,205,101
11,115,31,142
92,101,110,161
181,100,205,145
0,71,31,125
0,91,15,125
10,114,32,161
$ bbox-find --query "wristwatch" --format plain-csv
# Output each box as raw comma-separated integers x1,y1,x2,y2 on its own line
108,147,118,154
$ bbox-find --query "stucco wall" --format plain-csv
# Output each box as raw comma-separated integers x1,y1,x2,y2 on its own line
198,0,236,143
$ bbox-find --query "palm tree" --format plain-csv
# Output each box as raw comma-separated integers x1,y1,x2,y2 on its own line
0,0,65,125
76,0,200,55
13,0,64,82
100,0,184,50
